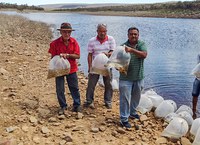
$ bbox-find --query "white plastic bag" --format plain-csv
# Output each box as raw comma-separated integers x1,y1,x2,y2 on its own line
177,111,193,126
106,46,130,74
191,63,200,78
144,89,157,95
111,78,119,91
154,100,175,118
137,94,153,114
192,127,200,145
47,55,70,79
175,105,193,116
190,118,200,136
164,112,179,123
161,117,189,139
167,100,177,112
147,94,164,108
91,53,109,76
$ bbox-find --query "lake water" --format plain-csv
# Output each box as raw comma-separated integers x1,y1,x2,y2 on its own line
1,11,200,114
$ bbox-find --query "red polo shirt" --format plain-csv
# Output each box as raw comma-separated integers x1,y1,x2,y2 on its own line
48,36,80,74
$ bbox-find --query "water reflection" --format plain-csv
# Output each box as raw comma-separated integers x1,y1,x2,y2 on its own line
1,11,200,114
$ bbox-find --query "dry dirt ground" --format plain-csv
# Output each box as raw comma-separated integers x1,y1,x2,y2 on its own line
0,13,193,145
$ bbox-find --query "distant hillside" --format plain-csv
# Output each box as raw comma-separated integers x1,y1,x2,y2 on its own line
39,3,128,10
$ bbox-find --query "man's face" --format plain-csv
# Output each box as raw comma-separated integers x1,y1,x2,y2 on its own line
97,27,107,40
128,29,139,44
60,30,72,40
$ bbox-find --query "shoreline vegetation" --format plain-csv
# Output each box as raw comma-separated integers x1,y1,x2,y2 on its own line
0,13,195,144
1,1,200,19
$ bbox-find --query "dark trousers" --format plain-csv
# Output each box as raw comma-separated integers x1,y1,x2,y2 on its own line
86,73,113,105
55,72,81,108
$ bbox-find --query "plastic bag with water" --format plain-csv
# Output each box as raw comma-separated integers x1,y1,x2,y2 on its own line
161,117,189,139
177,111,193,126
137,94,153,114
175,105,193,116
190,118,200,136
192,127,200,145
147,94,164,108
154,100,176,118
47,55,70,79
106,46,130,75
91,53,109,76
191,63,200,78
164,112,179,123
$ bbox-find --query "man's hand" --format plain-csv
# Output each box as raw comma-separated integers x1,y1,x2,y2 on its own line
125,46,132,53
60,53,70,59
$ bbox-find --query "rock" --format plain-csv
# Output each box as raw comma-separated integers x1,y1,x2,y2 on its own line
76,112,84,119
23,99,38,109
0,68,9,75
116,127,126,134
41,126,50,134
140,115,148,122
155,137,167,145
29,116,38,124
21,125,29,132
32,136,40,144
37,108,50,117
99,126,106,132
181,137,191,145
91,127,99,133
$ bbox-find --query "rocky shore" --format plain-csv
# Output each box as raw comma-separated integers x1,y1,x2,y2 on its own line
0,13,192,145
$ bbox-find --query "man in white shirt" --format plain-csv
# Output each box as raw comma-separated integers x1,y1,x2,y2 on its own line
84,23,116,109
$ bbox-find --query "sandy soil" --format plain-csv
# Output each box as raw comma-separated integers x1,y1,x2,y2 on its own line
0,13,193,145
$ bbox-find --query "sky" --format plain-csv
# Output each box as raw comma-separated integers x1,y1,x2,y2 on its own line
1,0,195,6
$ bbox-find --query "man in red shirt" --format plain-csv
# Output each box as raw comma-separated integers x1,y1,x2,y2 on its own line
48,23,81,115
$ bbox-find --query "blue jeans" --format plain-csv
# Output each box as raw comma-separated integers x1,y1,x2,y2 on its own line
119,80,143,122
192,78,200,97
86,73,113,105
55,72,81,108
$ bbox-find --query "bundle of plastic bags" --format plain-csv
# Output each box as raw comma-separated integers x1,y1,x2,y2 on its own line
106,46,131,74
47,55,70,79
90,53,109,76
191,63,200,78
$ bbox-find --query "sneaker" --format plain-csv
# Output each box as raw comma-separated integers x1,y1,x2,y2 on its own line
58,107,66,115
73,106,81,112
83,102,95,109
120,121,132,128
130,114,140,120
105,103,112,109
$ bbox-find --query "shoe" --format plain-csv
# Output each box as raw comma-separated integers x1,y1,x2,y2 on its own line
83,102,95,109
105,103,112,109
73,106,81,112
130,114,140,120
120,121,131,128
58,107,66,115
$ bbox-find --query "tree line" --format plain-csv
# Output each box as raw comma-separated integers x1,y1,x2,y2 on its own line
0,2,44,11
53,1,200,12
